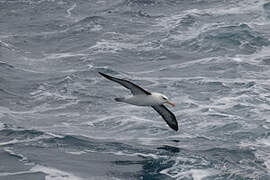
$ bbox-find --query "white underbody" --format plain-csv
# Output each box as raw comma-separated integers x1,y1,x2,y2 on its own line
121,92,164,106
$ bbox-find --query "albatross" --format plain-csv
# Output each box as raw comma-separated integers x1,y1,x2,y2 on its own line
99,72,178,131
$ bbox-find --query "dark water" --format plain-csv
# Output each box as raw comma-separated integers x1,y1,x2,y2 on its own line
1,0,270,179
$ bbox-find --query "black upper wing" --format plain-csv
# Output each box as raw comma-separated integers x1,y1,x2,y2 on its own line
152,105,178,131
99,72,151,95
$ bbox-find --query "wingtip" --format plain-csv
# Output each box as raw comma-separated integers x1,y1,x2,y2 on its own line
98,72,105,76
99,72,111,79
166,117,178,131
169,114,178,131
170,124,178,131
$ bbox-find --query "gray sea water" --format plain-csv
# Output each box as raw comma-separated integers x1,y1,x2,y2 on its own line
1,0,270,179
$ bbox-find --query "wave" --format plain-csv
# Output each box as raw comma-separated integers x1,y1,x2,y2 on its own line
0,151,84,180
31,165,84,180
1,0,270,179
161,167,218,180
160,145,269,179
263,2,270,19
0,128,44,138
1,126,269,179
0,128,49,147
180,24,270,54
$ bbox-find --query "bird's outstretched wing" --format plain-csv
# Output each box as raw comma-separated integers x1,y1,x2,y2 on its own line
152,105,178,131
99,72,151,95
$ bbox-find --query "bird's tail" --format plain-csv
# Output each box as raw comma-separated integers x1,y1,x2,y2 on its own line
114,97,125,102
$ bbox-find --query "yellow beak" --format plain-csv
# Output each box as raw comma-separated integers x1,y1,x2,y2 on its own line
166,100,175,107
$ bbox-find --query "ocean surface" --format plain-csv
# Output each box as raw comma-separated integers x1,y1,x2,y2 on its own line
1,0,270,179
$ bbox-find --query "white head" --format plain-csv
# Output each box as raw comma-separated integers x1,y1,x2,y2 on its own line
152,92,175,107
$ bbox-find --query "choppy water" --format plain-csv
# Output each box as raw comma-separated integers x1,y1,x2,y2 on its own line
1,0,270,179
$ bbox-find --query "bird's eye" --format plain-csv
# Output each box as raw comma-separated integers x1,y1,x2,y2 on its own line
162,97,167,100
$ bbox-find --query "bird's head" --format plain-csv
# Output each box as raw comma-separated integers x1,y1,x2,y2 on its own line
156,93,175,107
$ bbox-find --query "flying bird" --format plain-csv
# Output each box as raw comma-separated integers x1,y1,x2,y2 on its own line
99,72,178,131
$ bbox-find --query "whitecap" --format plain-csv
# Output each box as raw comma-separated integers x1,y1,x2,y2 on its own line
31,165,84,180
90,25,103,32
112,151,165,159
189,169,218,180
43,52,87,60
66,3,77,18
89,38,159,54
161,166,218,180
240,137,270,170
3,147,29,163
0,121,4,130
0,134,52,147
0,170,36,177
0,139,20,146
65,150,86,155
256,138,270,170
45,132,65,138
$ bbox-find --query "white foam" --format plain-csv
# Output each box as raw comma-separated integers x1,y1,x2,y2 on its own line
0,40,11,48
65,150,86,155
89,38,159,54
29,91,79,113
0,139,20,146
161,167,218,180
189,169,216,180
192,0,266,17
0,121,4,130
0,163,121,180
241,137,270,170
3,147,29,163
112,151,165,159
0,170,35,177
45,132,65,138
257,137,270,147
89,40,135,54
0,132,59,147
1,147,114,179
31,165,84,180
256,137,270,170
90,25,103,32
66,3,77,17
232,46,270,65
44,52,87,60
